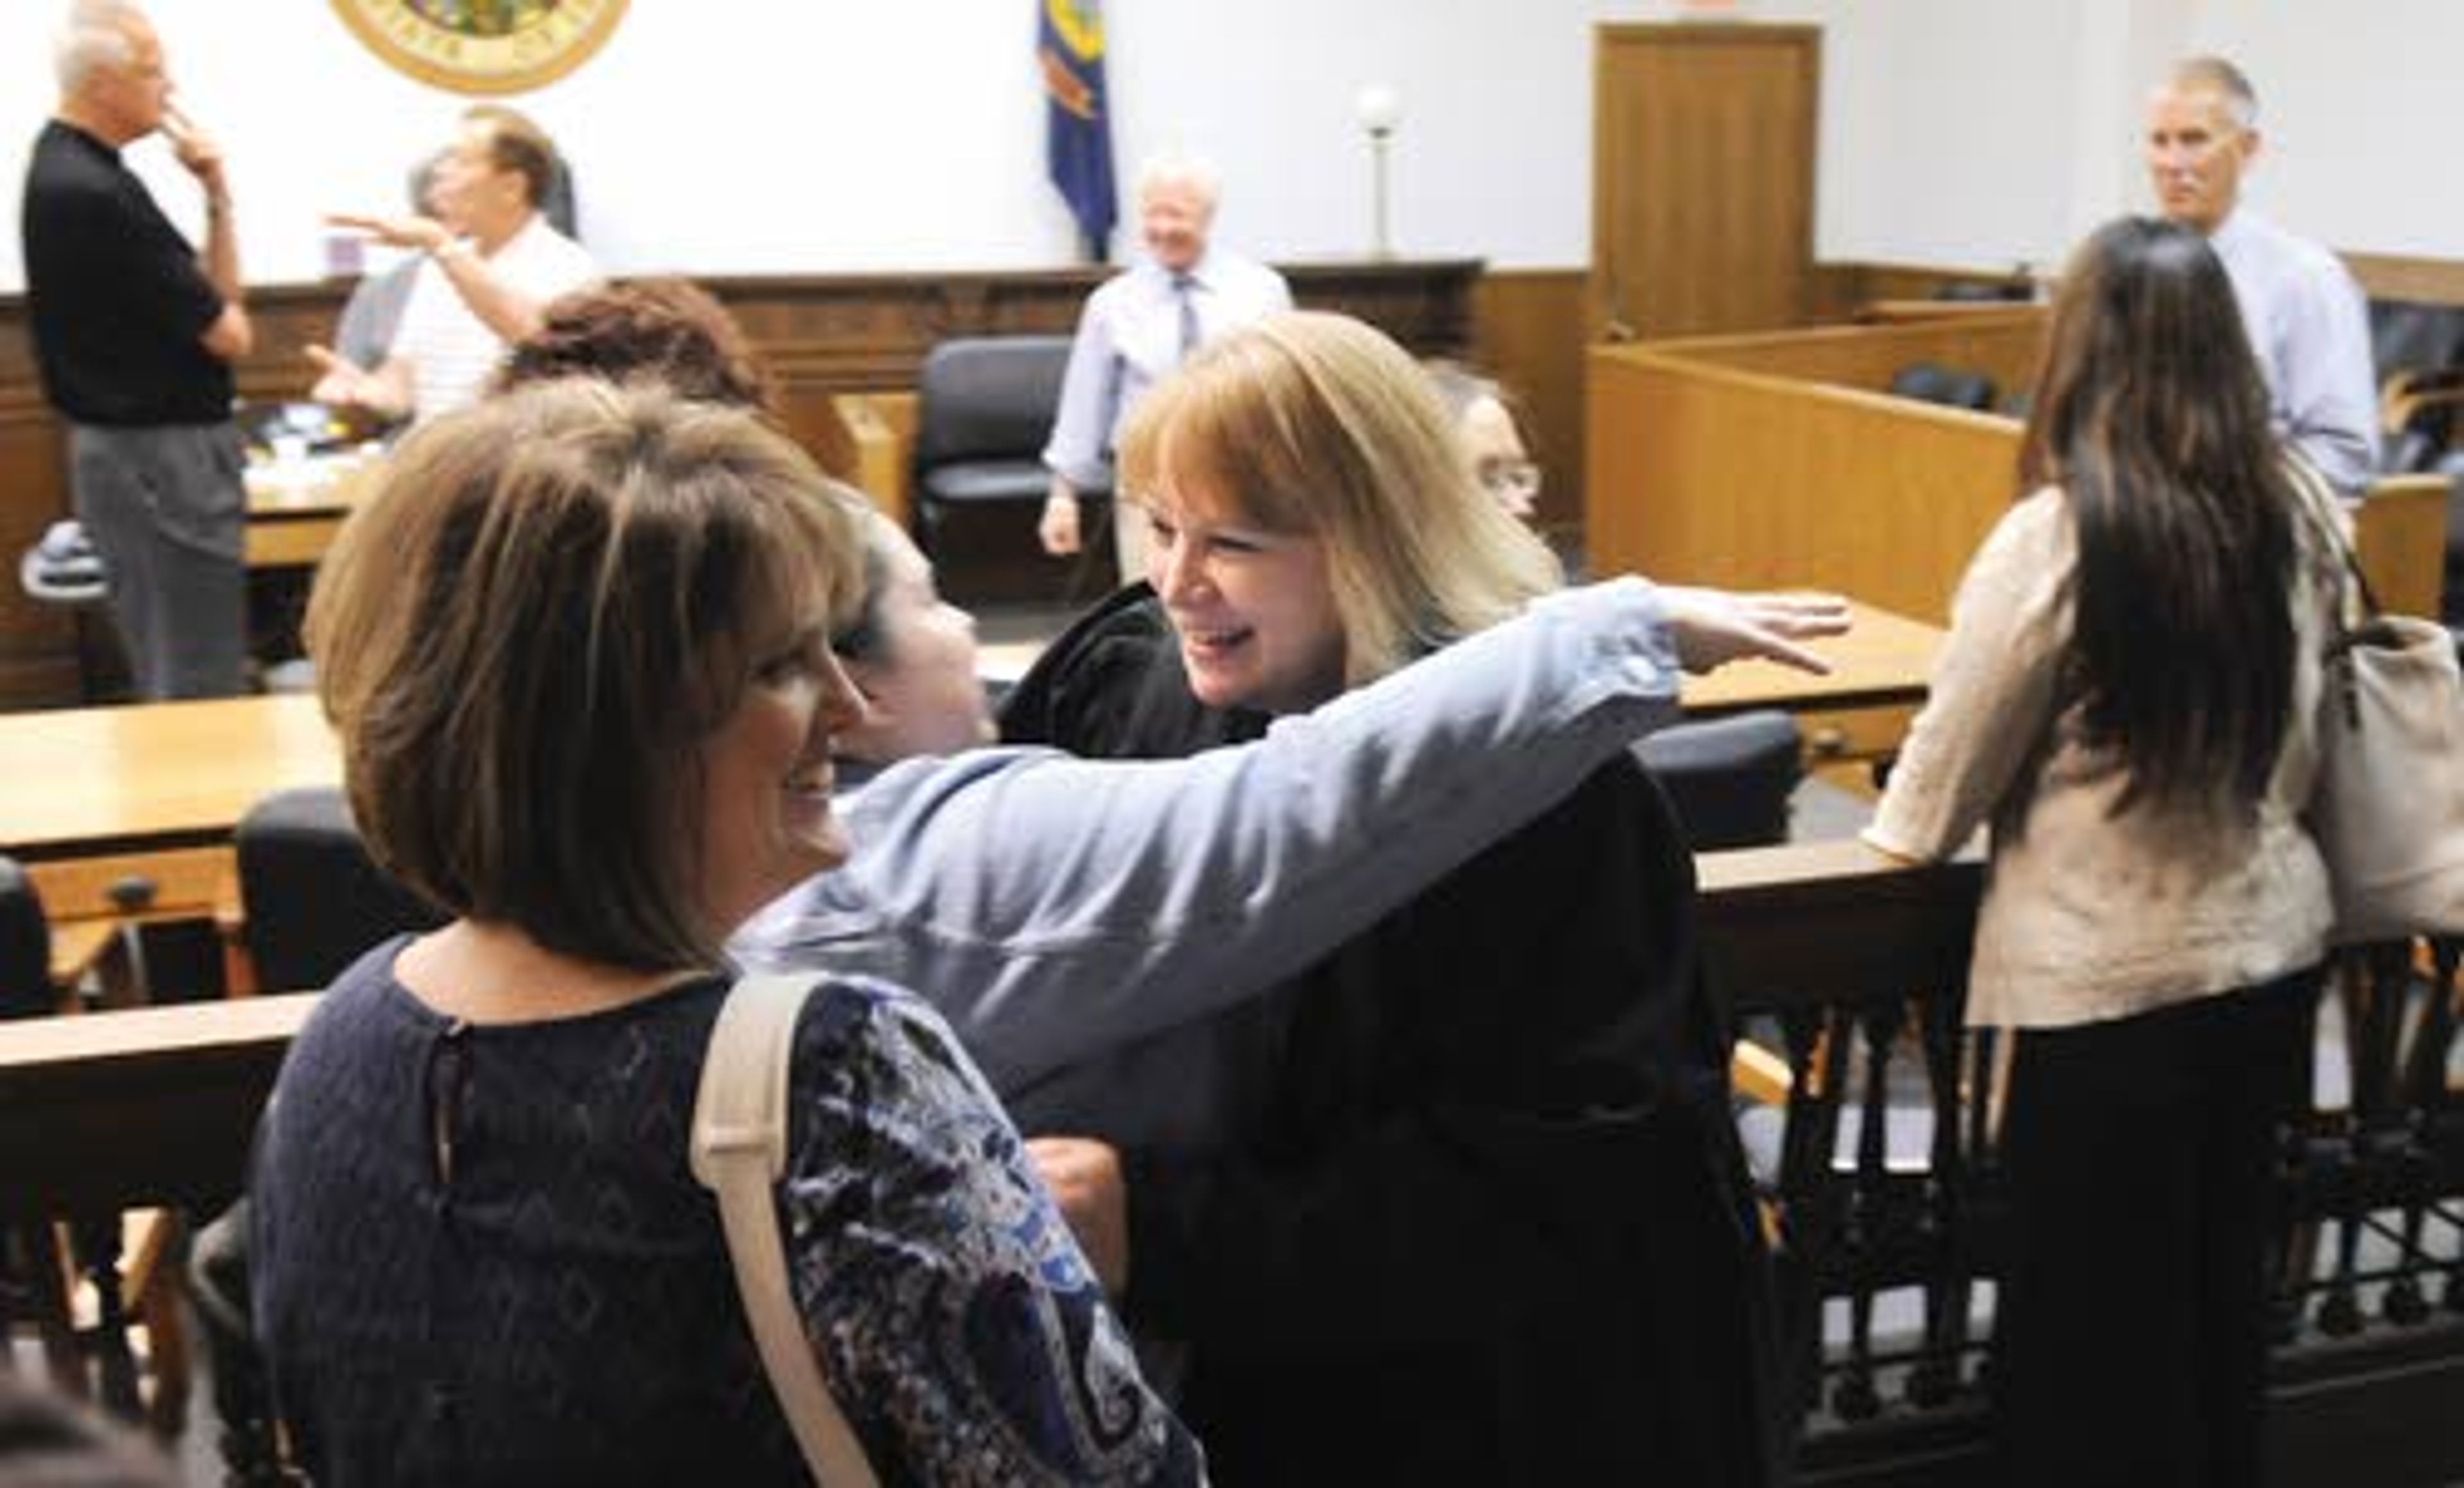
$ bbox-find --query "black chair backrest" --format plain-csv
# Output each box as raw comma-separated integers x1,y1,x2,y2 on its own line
1932,280,2032,304
2368,299,2464,382
0,856,51,1020
237,787,444,993
541,154,580,241
913,336,1073,470
2443,459,2464,627
1888,361,1998,413
1635,710,1804,851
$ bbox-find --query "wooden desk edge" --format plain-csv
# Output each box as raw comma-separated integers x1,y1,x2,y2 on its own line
0,992,316,1075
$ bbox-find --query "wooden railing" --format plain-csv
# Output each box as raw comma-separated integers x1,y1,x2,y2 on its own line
1586,318,2454,627
1697,842,2464,1486
4,846,2460,1482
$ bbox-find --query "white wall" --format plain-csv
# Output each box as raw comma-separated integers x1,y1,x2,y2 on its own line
1815,2,2086,275
2189,0,2464,259
0,1,2440,295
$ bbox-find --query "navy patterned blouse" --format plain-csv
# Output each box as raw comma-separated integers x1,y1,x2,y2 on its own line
251,939,1202,1486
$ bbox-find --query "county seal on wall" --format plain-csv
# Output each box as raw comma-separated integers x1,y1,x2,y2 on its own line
330,0,628,96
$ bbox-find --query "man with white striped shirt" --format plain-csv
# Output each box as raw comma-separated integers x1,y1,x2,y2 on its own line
307,105,596,425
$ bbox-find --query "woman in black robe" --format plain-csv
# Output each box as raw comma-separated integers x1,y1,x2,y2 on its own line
1003,311,1786,1487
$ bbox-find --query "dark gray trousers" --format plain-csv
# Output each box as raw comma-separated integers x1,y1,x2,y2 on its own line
69,421,248,699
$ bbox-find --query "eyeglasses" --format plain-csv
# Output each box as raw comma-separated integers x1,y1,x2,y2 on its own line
1477,458,1543,505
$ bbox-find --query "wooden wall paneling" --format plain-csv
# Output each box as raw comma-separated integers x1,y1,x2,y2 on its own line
0,389,80,708
2345,253,2464,309
700,259,1480,397
1295,259,1482,357
1807,260,2042,323
1803,262,1872,325
1816,251,2464,334
0,263,1480,466
1822,249,2464,327
1472,269,1590,545
0,262,1480,708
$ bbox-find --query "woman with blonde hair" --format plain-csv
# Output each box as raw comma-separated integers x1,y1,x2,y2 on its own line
1005,311,1790,1485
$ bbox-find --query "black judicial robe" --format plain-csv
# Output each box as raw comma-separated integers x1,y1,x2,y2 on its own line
1003,590,1786,1487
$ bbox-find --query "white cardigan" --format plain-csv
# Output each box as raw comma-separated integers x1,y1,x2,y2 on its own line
1864,484,2337,1030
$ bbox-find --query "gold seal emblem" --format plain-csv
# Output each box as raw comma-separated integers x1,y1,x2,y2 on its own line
1043,0,1103,61
329,0,628,96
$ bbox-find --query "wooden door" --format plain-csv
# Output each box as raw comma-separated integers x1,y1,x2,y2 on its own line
1593,24,1820,341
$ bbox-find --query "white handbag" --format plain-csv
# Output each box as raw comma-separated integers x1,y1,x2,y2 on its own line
2302,486,2464,945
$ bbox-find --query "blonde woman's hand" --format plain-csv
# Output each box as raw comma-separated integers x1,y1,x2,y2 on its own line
1660,586,1851,675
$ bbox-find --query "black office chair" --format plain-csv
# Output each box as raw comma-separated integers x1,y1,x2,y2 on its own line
2367,300,2464,386
910,336,1079,558
235,786,441,993
1931,278,2032,304
2442,458,2464,642
1888,362,1998,413
0,857,51,1022
1634,710,1804,851
2380,367,2464,477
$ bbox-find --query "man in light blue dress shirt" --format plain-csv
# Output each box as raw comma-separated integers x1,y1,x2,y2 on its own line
2146,56,2377,493
1040,153,1292,580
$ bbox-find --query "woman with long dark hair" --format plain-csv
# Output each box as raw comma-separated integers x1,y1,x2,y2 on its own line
1866,215,2342,1485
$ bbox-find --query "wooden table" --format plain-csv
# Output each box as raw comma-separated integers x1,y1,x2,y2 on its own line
0,992,315,1214
1683,597,1941,773
244,454,377,570
0,694,340,979
0,600,1938,974
977,637,1047,687
971,597,1942,769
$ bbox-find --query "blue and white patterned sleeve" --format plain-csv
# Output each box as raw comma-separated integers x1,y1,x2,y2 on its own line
774,975,1204,1487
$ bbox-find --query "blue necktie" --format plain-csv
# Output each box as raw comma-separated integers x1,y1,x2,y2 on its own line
1174,274,1201,363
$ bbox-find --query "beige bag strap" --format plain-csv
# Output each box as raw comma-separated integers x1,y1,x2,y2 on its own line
2283,454,2374,622
690,973,882,1488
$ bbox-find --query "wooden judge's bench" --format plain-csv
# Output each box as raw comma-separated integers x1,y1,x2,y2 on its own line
0,259,1483,712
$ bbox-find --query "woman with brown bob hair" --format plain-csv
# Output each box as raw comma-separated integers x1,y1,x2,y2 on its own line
1867,216,2339,1483
248,381,1203,1484
1004,311,1789,1485
494,276,774,413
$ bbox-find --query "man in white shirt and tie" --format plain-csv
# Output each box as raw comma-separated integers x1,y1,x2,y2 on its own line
2145,56,2377,493
1040,153,1292,581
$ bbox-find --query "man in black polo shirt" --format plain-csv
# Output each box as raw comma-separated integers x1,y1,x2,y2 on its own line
23,1,253,699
